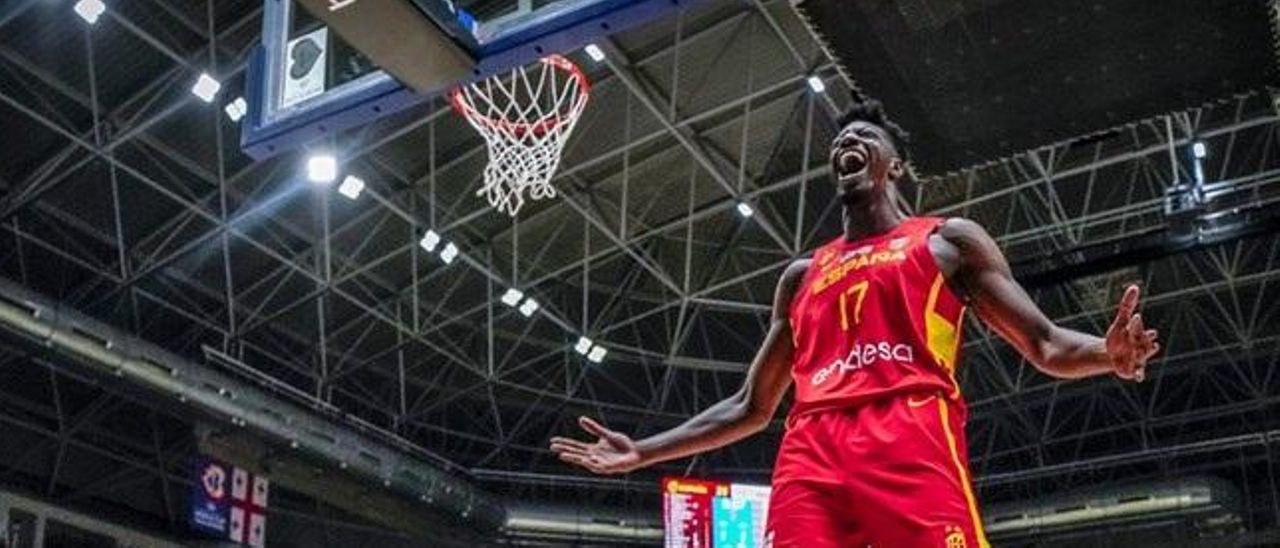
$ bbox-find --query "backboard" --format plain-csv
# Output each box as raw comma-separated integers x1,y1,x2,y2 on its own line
242,0,700,158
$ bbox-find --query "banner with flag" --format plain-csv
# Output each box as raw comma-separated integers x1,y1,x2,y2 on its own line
191,456,269,547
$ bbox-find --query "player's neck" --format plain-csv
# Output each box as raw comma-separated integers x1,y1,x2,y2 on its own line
841,193,907,242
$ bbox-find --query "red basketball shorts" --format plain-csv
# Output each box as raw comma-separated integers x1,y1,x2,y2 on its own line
765,393,989,548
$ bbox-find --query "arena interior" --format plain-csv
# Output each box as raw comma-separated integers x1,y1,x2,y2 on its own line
0,0,1279,546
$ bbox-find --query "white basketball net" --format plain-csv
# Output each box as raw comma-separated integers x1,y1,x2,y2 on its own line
451,55,590,217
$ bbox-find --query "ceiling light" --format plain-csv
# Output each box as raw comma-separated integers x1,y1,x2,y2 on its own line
74,0,105,25
191,72,222,103
500,288,525,307
419,230,441,252
307,154,337,184
574,336,593,355
439,242,459,264
338,175,365,199
1192,141,1207,159
586,345,607,364
518,298,539,317
584,43,605,62
224,97,247,122
736,202,754,217
806,75,825,94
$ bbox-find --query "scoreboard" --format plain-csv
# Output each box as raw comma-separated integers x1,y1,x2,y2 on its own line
662,477,772,548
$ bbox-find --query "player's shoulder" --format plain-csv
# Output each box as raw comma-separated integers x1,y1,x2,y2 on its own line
773,258,813,318
933,216,996,249
777,258,813,294
934,216,987,239
782,257,813,280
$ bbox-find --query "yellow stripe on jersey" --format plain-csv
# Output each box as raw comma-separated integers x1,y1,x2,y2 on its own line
938,398,990,548
924,273,963,373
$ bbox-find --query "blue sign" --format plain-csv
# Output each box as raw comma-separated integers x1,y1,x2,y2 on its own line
190,457,230,535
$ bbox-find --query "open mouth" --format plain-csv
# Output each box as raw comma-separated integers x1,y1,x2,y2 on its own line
835,145,869,178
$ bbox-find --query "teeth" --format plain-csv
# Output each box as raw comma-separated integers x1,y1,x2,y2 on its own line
838,149,867,175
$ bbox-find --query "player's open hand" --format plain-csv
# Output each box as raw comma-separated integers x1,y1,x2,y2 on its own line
1105,284,1160,381
549,417,642,475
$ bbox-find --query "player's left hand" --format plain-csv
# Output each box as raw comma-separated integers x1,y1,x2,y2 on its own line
1104,284,1161,382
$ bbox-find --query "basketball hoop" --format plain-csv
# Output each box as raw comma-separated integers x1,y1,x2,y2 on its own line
450,55,590,217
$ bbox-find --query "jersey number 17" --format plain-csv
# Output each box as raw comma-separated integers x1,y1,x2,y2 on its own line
839,280,870,331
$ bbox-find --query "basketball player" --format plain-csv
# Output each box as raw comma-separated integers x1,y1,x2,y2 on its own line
549,100,1161,547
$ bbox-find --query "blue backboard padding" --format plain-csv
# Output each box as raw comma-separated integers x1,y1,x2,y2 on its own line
242,0,707,159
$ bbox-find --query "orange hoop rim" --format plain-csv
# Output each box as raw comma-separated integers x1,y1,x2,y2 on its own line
449,54,591,136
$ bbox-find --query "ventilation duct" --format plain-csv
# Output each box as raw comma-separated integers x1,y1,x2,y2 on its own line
984,476,1241,541
0,276,677,545
0,277,506,532
503,502,662,545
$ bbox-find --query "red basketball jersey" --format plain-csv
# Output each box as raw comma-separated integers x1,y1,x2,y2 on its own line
787,216,967,418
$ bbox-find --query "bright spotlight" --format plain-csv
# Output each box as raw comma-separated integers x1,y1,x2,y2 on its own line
439,242,459,264
74,0,105,25
736,202,754,218
338,175,365,199
584,43,605,62
574,336,593,355
586,345,607,364
419,230,441,252
307,154,337,184
224,97,247,122
1192,141,1207,159
806,75,826,94
191,72,222,103
500,288,525,307
518,298,539,317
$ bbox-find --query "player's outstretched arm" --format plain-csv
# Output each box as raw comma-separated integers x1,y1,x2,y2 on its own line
937,218,1160,381
548,260,805,475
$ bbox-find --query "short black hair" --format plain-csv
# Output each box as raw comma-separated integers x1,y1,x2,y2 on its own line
836,99,911,164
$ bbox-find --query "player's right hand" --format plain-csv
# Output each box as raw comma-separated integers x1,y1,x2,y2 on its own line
549,416,642,475
1104,284,1160,382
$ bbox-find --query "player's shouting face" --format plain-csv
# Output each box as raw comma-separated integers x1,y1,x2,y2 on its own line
830,120,905,204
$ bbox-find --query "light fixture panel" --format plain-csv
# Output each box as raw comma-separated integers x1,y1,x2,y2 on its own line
191,73,222,103
574,337,593,355
440,243,459,264
338,175,365,199
419,230,441,252
74,0,106,25
587,345,608,363
500,288,525,307
306,154,338,184
224,97,248,122
807,75,826,94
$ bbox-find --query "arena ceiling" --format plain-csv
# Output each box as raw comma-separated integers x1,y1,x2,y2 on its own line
0,0,1279,540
